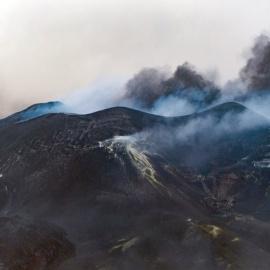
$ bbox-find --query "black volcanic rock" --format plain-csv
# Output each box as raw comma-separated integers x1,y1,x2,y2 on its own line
0,102,270,269
0,216,74,269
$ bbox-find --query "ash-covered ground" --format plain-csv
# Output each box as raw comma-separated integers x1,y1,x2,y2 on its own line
0,100,270,269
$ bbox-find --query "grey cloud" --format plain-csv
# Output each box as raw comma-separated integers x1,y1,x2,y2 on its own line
240,35,270,90
124,63,220,110
2,1,270,117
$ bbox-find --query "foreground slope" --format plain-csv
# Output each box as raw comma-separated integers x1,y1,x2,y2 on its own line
0,102,270,269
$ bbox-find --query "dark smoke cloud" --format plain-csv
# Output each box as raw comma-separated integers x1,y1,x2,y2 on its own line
124,63,221,109
57,33,270,119
10,33,270,121
240,35,270,90
124,67,169,108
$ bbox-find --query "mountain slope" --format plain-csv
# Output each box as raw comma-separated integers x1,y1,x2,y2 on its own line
0,102,270,269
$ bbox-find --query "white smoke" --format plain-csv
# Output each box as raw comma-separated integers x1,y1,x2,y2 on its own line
59,72,270,122
60,75,127,114
56,34,270,121
5,33,270,128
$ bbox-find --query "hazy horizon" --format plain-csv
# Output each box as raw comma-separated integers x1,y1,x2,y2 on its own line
1,0,270,117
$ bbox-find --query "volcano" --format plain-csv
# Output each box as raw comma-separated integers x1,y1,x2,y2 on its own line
0,101,270,269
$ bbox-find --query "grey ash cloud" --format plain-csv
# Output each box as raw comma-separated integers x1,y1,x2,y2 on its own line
124,67,169,108
19,33,270,120
240,35,270,90
124,63,221,109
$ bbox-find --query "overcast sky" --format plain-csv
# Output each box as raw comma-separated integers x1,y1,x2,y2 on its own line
1,0,270,116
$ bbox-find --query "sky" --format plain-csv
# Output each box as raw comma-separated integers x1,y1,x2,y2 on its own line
1,0,270,117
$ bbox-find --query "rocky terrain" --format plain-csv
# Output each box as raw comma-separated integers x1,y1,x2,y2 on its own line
0,101,270,269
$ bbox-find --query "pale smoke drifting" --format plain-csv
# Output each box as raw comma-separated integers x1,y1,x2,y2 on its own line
8,33,270,121
59,63,222,118
60,76,127,115
142,107,268,148
60,33,270,119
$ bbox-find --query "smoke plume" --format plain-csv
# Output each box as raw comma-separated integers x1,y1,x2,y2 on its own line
57,35,270,120
5,33,270,123
240,35,270,90
124,67,169,108
124,63,220,110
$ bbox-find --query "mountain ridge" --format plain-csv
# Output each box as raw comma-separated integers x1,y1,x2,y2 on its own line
0,101,270,269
